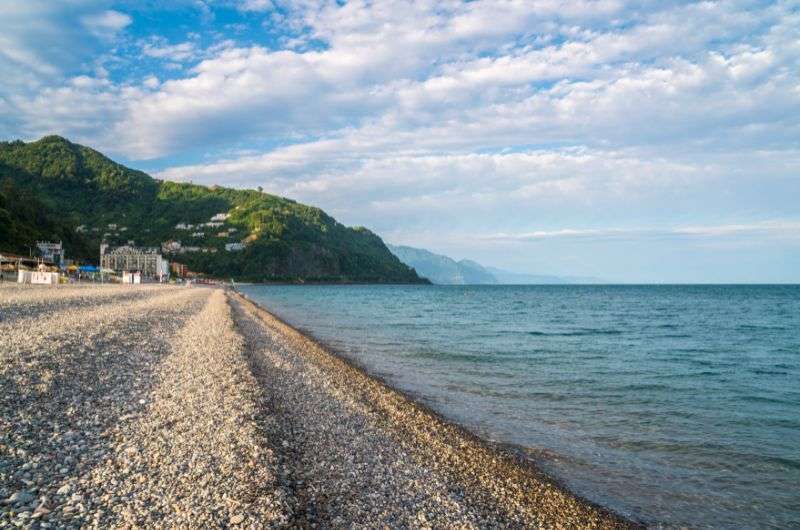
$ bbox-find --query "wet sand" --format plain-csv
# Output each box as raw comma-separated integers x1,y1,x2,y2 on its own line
1,284,638,528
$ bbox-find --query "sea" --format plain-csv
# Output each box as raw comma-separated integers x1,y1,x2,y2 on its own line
239,284,800,528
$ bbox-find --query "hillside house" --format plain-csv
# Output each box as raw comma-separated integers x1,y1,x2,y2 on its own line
161,240,182,253
225,242,245,252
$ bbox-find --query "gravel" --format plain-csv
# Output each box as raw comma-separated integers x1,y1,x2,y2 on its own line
231,293,638,529
1,283,638,529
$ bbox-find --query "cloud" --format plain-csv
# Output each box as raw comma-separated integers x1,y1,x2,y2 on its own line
483,220,800,242
141,40,198,62
238,0,274,12
81,10,132,39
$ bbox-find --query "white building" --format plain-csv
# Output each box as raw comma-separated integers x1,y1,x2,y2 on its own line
36,241,64,265
101,245,168,279
225,242,245,252
161,240,182,253
210,212,230,222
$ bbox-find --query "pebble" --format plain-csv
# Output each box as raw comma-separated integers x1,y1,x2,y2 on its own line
4,491,34,506
1,284,637,529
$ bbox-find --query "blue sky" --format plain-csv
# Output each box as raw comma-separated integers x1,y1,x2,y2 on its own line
1,0,799,282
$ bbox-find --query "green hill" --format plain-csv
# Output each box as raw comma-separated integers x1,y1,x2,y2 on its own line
0,135,426,283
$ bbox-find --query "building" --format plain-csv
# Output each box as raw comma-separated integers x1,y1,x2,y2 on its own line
225,242,245,252
100,245,169,279
161,240,182,254
171,262,188,277
210,212,230,222
36,241,64,266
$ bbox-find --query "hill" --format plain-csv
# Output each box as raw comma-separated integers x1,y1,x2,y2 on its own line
0,136,425,283
387,244,496,284
388,244,603,284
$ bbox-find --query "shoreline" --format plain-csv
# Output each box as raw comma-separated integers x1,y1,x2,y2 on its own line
2,283,640,527
231,289,642,528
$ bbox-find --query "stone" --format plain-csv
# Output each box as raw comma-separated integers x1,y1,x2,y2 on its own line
5,490,35,506
230,514,245,525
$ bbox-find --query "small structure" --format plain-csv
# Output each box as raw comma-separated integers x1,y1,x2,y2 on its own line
122,271,142,284
225,242,245,252
204,221,223,228
171,262,188,277
210,213,230,222
161,240,182,254
36,241,64,267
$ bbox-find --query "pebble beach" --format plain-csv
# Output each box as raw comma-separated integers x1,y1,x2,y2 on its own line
1,284,637,529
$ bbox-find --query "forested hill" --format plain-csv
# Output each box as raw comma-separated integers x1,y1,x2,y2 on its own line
0,135,426,283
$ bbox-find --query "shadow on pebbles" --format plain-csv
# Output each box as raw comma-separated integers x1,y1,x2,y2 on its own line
1,285,636,529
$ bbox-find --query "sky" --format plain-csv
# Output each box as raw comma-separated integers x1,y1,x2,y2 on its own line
1,0,798,282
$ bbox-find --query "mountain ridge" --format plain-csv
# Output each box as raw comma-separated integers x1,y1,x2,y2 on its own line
388,244,602,285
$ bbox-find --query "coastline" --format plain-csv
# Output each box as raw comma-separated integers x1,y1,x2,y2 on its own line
231,289,641,528
2,283,640,528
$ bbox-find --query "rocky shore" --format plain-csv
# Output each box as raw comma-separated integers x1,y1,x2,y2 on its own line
1,284,637,529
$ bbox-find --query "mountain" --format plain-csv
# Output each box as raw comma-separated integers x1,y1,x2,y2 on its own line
388,245,604,284
0,136,426,283
387,244,496,284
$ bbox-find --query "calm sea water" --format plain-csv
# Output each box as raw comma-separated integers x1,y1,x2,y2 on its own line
240,284,800,528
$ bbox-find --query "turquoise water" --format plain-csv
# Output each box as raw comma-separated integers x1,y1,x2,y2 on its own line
240,284,800,528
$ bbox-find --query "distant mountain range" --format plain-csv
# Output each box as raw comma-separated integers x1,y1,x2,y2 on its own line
0,136,425,283
388,244,602,285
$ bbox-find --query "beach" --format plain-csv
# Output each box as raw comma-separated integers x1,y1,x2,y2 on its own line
1,284,635,529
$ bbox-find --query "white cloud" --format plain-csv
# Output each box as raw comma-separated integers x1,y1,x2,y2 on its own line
238,0,274,12
80,10,132,39
484,220,800,242
141,40,199,62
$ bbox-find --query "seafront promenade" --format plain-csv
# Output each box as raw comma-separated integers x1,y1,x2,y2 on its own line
0,284,634,528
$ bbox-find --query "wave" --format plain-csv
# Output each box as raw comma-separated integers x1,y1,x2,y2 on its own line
527,328,623,337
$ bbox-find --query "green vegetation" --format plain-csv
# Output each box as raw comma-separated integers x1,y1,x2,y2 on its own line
0,136,426,283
